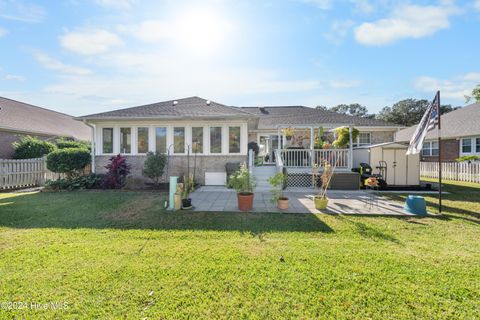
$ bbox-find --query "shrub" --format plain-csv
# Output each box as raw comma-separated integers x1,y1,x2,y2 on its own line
12,136,57,159
142,152,167,185
456,155,480,162
45,174,103,191
56,138,90,150
102,154,130,189
227,163,256,194
46,148,91,178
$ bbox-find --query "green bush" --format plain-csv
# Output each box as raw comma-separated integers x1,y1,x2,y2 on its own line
56,139,90,150
142,152,167,185
456,155,480,162
12,136,57,159
45,174,103,191
46,148,91,178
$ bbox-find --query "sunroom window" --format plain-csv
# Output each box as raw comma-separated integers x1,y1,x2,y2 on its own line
210,127,222,154
137,127,149,154
229,126,241,153
120,128,131,154
191,127,204,153
173,127,185,154
155,127,167,153
102,128,113,154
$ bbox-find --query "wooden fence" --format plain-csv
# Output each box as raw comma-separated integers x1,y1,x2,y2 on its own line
420,161,480,183
0,157,64,190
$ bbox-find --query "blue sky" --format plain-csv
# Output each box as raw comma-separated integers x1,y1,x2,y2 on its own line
0,0,479,116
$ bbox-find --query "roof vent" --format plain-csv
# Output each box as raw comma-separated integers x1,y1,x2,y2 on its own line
173,100,178,106
260,107,269,115
206,100,211,105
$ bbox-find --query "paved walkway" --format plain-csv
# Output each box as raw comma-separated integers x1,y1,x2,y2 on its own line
189,187,414,215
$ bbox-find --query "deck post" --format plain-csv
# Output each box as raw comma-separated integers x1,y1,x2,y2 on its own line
348,125,353,169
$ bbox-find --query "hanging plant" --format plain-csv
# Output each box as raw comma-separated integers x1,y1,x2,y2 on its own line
282,127,295,138
333,127,359,148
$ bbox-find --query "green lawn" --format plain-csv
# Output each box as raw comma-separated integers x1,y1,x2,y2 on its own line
0,181,479,319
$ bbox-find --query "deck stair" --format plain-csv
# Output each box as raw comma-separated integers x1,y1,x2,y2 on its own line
252,165,276,191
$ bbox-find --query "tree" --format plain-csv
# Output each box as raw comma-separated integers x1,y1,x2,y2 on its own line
465,85,480,103
143,152,167,185
376,99,457,127
12,136,57,159
330,103,369,118
315,105,328,111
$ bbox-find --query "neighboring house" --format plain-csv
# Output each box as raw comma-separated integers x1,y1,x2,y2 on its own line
395,103,480,162
77,96,402,186
0,96,91,159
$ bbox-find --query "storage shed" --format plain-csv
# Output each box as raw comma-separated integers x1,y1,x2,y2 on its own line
353,142,420,186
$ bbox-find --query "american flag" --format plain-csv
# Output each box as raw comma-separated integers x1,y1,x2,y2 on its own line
407,91,440,155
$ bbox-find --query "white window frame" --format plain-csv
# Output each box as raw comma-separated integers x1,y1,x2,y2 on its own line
101,127,114,155
353,132,371,147
228,125,242,154
421,141,439,156
460,136,480,156
154,126,168,154
136,127,149,154
95,122,247,156
119,127,133,155
191,126,205,155
173,126,186,155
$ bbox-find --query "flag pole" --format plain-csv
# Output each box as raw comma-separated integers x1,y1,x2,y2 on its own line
437,90,442,214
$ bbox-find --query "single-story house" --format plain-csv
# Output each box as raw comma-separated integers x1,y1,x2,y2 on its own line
0,96,91,159
395,103,480,162
77,96,403,187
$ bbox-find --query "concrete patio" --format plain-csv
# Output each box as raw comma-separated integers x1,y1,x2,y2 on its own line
189,187,415,215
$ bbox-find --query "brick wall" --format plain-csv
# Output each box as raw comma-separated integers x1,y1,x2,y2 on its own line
421,139,459,162
95,154,248,188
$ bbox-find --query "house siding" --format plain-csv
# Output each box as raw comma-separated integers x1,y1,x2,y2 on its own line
370,131,395,145
95,154,247,187
421,139,459,162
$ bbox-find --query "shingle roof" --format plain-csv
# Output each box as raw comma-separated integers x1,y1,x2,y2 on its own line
395,103,480,142
78,96,253,120
0,96,90,140
241,106,402,129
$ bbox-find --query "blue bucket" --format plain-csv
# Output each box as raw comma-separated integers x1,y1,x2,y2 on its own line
404,195,427,215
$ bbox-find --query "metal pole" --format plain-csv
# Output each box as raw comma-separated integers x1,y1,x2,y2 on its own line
438,91,442,214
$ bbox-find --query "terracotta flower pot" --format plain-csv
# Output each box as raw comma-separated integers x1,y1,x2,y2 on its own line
237,192,254,212
277,197,289,210
314,196,328,210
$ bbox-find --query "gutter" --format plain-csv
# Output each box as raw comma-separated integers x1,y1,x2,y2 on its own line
83,120,96,173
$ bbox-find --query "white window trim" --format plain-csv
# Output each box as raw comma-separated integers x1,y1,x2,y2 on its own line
460,136,480,156
421,140,439,156
136,126,150,154
95,122,247,156
173,126,187,155
228,125,242,154
353,132,371,147
191,126,205,155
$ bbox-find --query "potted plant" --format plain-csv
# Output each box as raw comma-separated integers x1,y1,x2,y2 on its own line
181,174,194,209
227,163,256,212
314,161,336,210
268,172,288,210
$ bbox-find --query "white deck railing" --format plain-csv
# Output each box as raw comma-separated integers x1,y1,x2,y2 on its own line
275,149,350,169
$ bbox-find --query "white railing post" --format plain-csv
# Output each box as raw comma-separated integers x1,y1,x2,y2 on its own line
248,149,254,174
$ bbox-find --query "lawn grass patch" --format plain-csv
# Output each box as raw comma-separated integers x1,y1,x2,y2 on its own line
0,185,479,319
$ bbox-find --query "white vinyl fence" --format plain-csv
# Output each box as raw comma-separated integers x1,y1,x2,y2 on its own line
0,157,63,190
420,161,480,183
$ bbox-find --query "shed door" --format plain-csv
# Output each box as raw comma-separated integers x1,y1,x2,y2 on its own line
383,149,407,185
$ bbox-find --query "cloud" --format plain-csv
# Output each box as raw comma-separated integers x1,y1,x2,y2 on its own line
0,1,46,23
329,79,361,89
33,52,92,76
475,0,480,10
414,73,480,100
60,29,122,55
5,74,25,81
0,27,6,37
323,20,354,44
354,4,459,46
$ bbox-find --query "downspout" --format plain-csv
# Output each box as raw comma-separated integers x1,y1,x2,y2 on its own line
83,120,96,173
